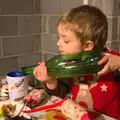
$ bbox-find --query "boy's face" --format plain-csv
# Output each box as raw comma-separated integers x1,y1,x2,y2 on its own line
57,25,85,55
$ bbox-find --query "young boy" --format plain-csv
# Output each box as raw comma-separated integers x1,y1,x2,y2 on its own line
33,5,120,119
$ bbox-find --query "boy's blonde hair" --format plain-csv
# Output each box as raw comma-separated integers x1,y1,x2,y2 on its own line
57,5,108,51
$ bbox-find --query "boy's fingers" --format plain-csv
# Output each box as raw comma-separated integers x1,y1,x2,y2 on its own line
33,68,37,76
39,62,45,66
33,61,47,81
98,55,108,65
97,64,109,76
44,66,48,76
97,69,107,76
33,67,38,76
33,66,42,80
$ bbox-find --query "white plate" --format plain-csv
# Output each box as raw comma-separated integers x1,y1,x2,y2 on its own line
0,101,31,119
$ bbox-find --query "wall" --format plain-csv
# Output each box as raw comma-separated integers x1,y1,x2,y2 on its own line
0,0,120,78
41,0,120,55
0,0,42,76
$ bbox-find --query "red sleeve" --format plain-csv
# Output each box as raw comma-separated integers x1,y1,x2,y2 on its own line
106,49,120,56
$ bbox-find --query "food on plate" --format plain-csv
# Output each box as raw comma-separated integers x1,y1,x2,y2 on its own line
38,110,71,120
0,103,16,118
0,103,32,120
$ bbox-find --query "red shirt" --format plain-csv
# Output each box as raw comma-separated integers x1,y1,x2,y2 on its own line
71,50,120,119
45,49,120,119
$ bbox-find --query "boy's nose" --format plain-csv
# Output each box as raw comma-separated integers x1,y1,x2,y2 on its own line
57,39,61,47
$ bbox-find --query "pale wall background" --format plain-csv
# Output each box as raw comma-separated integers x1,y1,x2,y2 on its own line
0,0,120,79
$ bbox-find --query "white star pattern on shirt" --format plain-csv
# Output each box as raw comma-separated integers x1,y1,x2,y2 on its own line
100,84,108,92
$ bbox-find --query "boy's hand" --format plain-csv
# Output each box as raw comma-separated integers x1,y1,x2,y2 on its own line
33,62,52,81
33,62,57,89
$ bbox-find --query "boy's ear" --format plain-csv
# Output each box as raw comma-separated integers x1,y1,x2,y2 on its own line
84,41,94,51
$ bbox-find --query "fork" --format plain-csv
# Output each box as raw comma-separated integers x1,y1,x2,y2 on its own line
17,94,32,117
17,101,28,116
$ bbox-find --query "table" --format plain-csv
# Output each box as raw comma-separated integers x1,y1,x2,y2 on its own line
0,87,116,120
22,95,116,120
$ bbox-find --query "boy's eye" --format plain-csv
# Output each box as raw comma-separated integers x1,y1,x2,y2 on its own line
64,40,70,43
64,41,69,44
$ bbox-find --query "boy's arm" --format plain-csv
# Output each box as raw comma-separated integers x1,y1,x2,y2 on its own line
44,78,70,98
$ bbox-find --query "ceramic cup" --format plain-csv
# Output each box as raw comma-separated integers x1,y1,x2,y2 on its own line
6,71,29,101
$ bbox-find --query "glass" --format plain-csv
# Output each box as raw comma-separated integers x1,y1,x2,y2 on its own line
21,48,103,78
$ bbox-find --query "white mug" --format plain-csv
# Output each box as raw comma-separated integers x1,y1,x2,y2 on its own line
6,71,29,100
